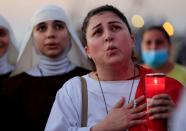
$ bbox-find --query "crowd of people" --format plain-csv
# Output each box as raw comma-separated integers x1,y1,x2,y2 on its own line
0,4,185,131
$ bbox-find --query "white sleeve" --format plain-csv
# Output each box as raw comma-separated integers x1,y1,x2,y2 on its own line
170,88,186,131
44,77,91,131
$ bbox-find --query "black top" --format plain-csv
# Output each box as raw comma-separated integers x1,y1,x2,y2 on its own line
0,67,90,131
0,72,11,91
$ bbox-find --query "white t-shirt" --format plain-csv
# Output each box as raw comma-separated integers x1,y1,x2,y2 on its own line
45,74,140,131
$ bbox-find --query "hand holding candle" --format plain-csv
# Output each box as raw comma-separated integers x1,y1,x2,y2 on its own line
145,73,167,131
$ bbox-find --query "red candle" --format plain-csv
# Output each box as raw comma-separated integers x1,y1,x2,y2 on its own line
145,73,166,131
145,73,165,98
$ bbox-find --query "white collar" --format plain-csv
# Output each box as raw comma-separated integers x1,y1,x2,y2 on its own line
26,52,75,76
0,52,14,75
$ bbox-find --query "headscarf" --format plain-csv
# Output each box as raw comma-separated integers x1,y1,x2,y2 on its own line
12,5,91,76
0,15,18,75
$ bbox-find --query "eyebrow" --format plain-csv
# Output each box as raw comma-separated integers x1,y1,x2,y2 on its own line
108,21,122,25
92,20,122,30
36,22,45,27
53,20,65,24
92,23,101,30
37,20,65,26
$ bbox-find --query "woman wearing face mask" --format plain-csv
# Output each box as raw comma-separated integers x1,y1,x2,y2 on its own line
1,5,90,131
141,26,186,85
45,5,183,131
0,15,18,84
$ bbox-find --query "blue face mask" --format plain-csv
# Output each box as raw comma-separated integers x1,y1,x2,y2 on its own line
142,49,168,69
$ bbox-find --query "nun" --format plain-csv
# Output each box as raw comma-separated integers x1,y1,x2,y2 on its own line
0,15,18,84
1,5,90,131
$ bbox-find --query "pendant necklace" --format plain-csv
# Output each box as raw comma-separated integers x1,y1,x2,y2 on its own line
95,64,136,115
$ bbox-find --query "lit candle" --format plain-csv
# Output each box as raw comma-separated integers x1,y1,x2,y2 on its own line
145,73,165,98
145,73,166,131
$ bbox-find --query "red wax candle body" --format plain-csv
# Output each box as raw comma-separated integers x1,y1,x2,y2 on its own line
145,73,165,98
145,73,166,131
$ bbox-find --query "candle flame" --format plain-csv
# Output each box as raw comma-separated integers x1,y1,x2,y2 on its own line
154,78,158,84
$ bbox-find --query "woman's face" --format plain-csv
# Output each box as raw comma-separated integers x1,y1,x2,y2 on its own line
0,27,9,57
33,20,70,58
85,11,134,67
141,30,170,51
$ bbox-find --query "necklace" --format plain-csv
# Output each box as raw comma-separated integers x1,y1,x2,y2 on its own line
95,64,136,115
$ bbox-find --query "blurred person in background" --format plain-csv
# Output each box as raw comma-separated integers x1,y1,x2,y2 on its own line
176,42,186,66
170,88,186,131
1,4,90,131
141,26,186,86
0,15,18,85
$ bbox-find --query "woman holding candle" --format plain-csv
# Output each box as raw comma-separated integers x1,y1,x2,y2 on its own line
45,5,183,131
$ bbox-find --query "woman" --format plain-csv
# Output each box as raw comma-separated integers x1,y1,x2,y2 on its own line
1,5,90,131
141,26,186,85
45,5,183,131
0,15,18,84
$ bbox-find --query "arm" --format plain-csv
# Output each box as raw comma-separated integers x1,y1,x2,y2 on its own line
45,77,91,131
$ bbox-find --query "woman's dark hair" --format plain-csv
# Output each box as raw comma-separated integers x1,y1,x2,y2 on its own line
81,5,132,47
142,26,171,44
81,5,134,70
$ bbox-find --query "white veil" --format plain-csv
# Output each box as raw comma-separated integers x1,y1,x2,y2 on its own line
0,15,18,74
11,4,91,76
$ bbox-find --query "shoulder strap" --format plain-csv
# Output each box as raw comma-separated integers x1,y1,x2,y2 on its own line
80,76,88,127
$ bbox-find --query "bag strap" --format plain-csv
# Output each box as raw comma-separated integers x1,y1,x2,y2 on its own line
80,77,88,127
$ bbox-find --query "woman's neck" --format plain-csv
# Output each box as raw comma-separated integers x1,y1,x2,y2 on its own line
95,60,137,81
